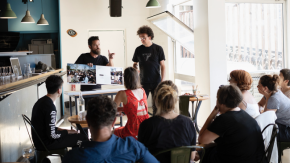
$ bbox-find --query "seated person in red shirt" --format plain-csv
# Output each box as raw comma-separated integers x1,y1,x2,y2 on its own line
31,75,87,151
63,95,159,163
114,67,149,139
198,85,265,163
138,80,197,163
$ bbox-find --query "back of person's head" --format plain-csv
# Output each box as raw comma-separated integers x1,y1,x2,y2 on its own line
86,95,117,129
45,75,63,94
154,80,179,115
137,25,154,40
230,70,253,90
88,36,99,46
217,85,243,109
280,69,290,86
259,74,279,91
124,67,141,90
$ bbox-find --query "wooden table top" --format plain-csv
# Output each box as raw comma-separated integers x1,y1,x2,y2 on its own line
189,96,210,101
68,115,122,126
68,115,87,124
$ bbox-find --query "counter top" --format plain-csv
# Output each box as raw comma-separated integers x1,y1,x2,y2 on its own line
0,69,65,96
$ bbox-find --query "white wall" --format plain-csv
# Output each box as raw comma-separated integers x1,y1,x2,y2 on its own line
59,0,151,101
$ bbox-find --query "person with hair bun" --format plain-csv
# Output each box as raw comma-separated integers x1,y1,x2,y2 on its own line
229,70,260,118
257,74,290,142
279,69,290,98
113,67,149,139
138,80,196,163
198,85,264,163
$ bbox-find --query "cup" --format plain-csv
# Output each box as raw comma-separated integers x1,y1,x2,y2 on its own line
78,111,87,120
193,89,200,96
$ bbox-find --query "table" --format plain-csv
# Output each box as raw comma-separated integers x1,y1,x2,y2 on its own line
67,115,89,137
188,96,210,133
64,88,125,116
68,115,123,138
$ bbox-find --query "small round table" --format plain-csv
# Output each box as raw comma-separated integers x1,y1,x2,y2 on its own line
68,115,124,138
189,96,210,133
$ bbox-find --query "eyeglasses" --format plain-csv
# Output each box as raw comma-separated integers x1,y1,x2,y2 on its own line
139,37,148,40
219,85,224,88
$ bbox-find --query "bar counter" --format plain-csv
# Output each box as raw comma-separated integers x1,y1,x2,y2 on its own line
0,69,65,162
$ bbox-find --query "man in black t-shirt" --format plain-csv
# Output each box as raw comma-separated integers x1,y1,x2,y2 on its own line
31,75,87,151
75,36,115,91
132,26,166,105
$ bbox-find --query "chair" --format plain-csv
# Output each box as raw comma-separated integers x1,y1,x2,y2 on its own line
154,146,205,163
179,96,191,117
260,124,279,163
278,142,290,163
22,114,68,163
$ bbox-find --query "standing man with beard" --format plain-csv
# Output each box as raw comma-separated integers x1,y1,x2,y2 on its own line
132,26,166,110
75,36,115,91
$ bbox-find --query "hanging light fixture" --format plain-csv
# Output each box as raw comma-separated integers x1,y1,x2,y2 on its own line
37,0,48,25
0,3,17,19
21,1,35,23
146,0,161,8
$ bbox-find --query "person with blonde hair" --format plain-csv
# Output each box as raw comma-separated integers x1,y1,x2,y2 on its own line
138,80,196,163
229,70,260,118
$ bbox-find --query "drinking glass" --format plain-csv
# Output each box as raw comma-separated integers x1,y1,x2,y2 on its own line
13,65,19,81
0,67,3,85
23,64,27,79
22,147,33,163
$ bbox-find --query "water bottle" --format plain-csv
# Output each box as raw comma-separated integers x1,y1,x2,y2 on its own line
77,92,86,120
27,63,32,78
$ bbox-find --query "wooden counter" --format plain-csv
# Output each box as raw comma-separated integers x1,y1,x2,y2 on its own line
0,69,65,96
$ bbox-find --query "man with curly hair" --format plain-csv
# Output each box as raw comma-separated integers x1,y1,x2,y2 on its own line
133,25,166,104
63,95,159,163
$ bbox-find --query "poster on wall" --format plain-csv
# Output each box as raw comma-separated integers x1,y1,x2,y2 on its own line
67,63,123,85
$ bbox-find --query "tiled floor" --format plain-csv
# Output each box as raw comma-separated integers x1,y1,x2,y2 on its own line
47,106,290,163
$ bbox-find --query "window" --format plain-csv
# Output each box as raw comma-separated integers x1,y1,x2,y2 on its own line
225,3,285,73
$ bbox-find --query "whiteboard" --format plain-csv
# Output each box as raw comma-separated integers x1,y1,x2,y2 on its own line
88,30,125,69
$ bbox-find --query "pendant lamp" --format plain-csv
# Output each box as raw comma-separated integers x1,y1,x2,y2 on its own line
146,0,161,8
21,2,35,23
37,0,48,25
0,3,17,19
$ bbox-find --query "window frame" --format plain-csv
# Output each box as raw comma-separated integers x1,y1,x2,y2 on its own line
172,0,195,83
225,0,288,71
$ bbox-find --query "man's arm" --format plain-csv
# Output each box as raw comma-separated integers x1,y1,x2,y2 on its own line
160,60,165,82
106,50,115,66
133,62,138,69
198,106,219,144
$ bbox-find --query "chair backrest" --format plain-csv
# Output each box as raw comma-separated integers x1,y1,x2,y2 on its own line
260,123,279,163
22,114,50,152
179,96,190,117
154,146,205,163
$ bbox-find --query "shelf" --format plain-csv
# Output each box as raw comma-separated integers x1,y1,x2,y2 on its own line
0,69,65,96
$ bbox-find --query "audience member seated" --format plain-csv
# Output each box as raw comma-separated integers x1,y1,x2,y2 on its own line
257,75,290,142
63,95,159,163
198,85,265,163
279,69,290,98
31,75,87,151
229,70,260,118
114,67,149,139
138,80,196,163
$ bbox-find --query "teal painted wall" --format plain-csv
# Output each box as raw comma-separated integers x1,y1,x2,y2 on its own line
8,0,59,33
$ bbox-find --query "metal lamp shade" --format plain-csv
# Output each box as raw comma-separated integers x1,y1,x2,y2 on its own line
0,3,17,19
21,10,35,23
146,0,160,8
37,14,49,25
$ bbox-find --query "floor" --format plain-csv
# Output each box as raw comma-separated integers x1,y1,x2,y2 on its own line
46,106,290,163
